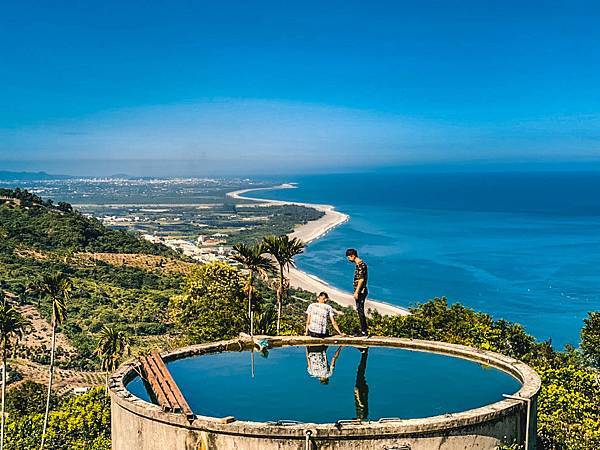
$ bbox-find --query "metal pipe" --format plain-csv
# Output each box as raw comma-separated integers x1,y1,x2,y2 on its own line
267,420,303,426
503,393,532,450
304,429,312,450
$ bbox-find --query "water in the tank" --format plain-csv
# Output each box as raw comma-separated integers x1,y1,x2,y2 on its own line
127,346,521,423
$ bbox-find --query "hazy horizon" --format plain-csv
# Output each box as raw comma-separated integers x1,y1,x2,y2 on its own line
5,160,600,179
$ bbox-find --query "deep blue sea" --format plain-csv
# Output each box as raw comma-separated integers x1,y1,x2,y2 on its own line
257,172,600,348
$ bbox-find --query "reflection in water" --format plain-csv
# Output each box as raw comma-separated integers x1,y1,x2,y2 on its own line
250,344,269,379
127,345,521,423
354,348,369,420
304,346,369,421
306,346,343,384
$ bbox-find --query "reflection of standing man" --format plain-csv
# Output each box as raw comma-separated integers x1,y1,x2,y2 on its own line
354,348,369,420
346,248,369,336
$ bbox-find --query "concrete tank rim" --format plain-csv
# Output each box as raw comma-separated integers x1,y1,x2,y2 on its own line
109,335,541,438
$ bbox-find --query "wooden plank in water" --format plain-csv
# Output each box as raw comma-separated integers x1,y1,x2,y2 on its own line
146,354,181,413
140,356,171,412
140,356,173,412
151,351,195,421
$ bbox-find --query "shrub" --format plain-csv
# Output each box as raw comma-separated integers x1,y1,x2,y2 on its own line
5,381,59,417
169,261,247,344
581,312,600,367
5,387,110,450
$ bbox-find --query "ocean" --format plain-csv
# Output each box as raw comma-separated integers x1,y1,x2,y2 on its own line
256,171,600,348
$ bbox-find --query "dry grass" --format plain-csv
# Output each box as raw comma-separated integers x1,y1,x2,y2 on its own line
14,247,50,261
10,359,105,394
13,246,195,276
18,304,76,356
9,305,104,394
76,252,195,275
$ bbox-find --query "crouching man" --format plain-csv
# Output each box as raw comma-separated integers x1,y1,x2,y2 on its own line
305,292,345,338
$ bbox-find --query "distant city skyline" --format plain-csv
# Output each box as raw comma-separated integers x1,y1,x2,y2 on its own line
2,1,599,176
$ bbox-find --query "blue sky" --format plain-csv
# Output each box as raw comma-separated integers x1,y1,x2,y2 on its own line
1,1,599,176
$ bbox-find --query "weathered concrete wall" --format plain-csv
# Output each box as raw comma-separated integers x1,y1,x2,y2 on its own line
110,336,541,450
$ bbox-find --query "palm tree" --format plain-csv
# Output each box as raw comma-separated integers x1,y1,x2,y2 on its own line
95,325,130,390
232,243,274,336
262,235,305,333
0,295,30,450
25,280,44,309
31,273,72,450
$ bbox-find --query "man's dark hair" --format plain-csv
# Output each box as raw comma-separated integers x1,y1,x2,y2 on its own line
345,248,358,257
319,291,329,299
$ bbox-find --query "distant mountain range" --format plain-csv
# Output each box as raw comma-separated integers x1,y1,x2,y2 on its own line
0,170,74,181
0,171,161,181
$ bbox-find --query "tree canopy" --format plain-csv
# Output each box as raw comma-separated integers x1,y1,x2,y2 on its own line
169,261,248,344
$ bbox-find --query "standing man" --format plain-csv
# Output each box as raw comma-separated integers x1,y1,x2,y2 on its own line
346,248,369,336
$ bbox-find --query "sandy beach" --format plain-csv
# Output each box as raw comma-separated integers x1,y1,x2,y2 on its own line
228,185,409,316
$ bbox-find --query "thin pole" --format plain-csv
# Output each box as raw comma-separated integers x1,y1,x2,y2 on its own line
503,394,531,449
248,272,253,337
40,323,57,450
1,341,6,450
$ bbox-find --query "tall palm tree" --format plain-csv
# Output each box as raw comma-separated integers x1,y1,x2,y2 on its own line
232,243,274,336
95,325,130,390
0,295,30,450
31,273,72,450
262,235,305,333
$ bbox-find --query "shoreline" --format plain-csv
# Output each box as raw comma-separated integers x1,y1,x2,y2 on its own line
227,185,409,316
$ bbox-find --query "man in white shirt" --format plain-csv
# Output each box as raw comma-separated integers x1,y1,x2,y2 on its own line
305,292,345,338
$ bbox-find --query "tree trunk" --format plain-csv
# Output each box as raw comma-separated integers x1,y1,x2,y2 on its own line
40,323,57,450
276,267,284,334
1,340,6,450
248,272,254,336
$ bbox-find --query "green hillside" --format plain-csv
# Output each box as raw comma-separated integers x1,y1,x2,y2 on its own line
0,188,311,369
0,188,177,255
0,188,185,369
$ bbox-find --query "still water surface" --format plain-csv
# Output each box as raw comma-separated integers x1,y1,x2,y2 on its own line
127,345,521,423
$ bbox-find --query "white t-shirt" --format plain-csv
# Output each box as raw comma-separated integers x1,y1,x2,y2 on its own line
307,350,333,378
306,302,334,335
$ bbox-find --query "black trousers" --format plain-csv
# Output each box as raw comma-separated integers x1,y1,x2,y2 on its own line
355,349,369,420
308,330,328,338
356,291,368,334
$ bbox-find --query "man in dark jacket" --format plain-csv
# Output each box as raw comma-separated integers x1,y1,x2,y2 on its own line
346,248,369,336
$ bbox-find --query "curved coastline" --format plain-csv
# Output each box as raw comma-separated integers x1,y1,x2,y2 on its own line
227,184,409,316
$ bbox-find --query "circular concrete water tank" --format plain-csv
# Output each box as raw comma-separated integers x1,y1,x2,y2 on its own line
109,336,540,450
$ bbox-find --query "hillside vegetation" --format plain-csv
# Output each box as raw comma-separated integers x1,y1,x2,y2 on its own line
0,188,185,369
0,188,178,255
1,188,599,449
